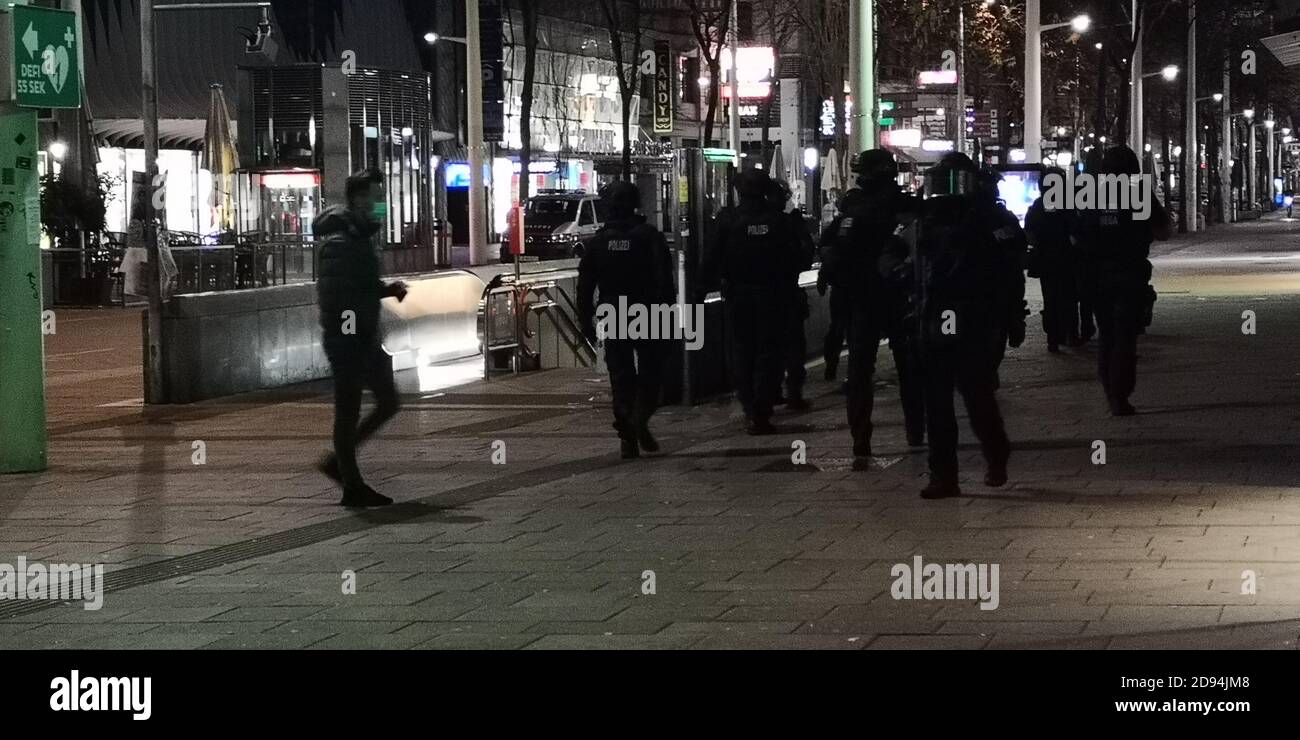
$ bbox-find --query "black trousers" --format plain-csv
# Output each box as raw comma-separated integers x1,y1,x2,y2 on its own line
784,290,809,401
922,346,1010,484
1094,290,1142,402
887,328,927,444
1039,267,1079,346
725,288,786,421
604,338,665,439
823,286,851,374
845,299,884,454
1076,274,1097,337
326,338,400,488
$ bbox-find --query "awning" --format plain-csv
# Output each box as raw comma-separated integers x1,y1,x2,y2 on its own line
93,119,235,151
1261,30,1300,66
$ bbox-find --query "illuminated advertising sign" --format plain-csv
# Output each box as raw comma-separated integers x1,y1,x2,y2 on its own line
719,46,774,99
918,70,958,86
653,40,673,133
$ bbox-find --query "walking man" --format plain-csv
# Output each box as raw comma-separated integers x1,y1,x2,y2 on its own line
315,169,407,507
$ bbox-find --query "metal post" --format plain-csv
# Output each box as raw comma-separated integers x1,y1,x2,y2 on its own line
1024,0,1041,162
1129,0,1143,159
467,0,487,265
1221,58,1231,222
728,0,740,159
849,0,876,151
956,2,966,157
1248,122,1256,208
0,102,46,472
142,0,166,403
1184,0,1196,231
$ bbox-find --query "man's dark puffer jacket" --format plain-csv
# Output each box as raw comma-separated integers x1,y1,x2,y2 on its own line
315,205,384,346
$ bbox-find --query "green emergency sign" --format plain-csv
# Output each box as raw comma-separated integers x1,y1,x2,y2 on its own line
3,4,82,109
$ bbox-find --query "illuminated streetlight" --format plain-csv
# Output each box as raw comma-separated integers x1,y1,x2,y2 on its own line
803,147,819,171
1071,14,1091,33
1161,64,1179,81
48,141,67,161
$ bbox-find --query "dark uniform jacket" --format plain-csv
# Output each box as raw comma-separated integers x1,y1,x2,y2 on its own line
1071,198,1166,297
884,194,1026,354
577,217,675,334
1024,197,1072,277
703,201,802,296
819,183,917,298
315,205,385,345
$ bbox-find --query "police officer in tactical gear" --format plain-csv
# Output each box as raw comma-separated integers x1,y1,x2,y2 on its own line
577,180,676,458
884,152,1025,498
703,168,800,434
819,149,923,461
1071,145,1169,416
1026,167,1081,352
768,178,817,411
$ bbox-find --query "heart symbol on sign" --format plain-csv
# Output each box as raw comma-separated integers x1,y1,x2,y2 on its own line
50,45,69,94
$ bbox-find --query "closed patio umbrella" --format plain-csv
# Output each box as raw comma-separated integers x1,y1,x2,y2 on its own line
203,84,239,234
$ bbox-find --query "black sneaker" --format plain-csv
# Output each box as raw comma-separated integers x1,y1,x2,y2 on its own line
984,465,1008,487
339,484,393,508
1108,397,1137,417
823,365,837,382
745,417,775,435
620,438,641,459
636,426,660,453
785,397,811,412
852,440,872,458
921,480,961,499
1047,342,1060,353
317,454,342,484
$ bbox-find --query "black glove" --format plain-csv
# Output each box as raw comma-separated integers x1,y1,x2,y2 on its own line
1007,321,1026,349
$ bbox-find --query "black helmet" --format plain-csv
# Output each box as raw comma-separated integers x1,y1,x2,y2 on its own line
767,177,792,204
599,180,641,211
937,152,978,173
853,148,898,180
924,153,980,198
734,168,772,200
1101,145,1141,176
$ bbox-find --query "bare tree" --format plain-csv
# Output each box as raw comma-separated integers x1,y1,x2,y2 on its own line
792,0,849,153
594,0,648,179
751,0,800,164
684,0,731,147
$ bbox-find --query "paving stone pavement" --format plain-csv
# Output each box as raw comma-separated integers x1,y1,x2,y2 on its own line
2,216,1299,649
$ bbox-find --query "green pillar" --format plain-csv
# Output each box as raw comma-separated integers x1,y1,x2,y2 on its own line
0,104,46,473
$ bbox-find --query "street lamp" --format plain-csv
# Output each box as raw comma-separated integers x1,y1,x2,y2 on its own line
1024,4,1091,162
424,31,467,45
1139,64,1179,81
428,12,486,265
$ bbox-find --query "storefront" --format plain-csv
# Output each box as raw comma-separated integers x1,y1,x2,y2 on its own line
237,63,452,247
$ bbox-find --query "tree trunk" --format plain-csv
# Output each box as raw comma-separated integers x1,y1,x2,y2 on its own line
704,60,721,146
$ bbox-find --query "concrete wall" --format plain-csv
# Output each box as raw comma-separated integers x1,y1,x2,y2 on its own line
161,283,327,404
158,258,831,406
